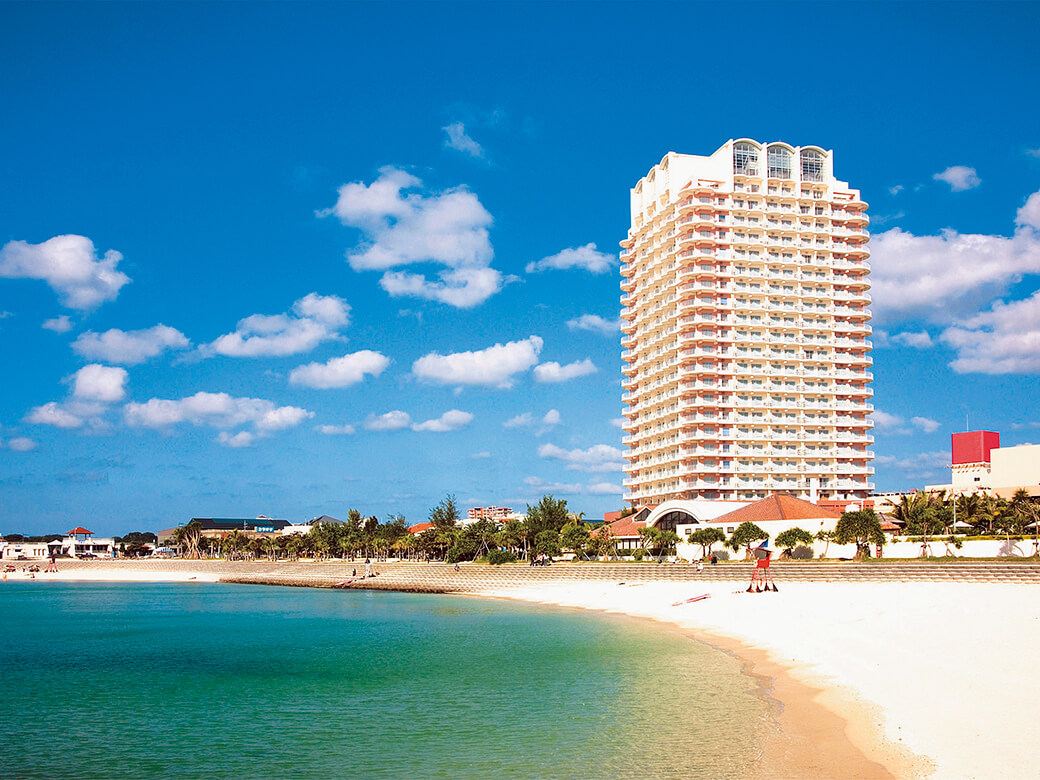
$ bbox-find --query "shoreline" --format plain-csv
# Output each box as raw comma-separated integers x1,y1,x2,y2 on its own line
9,560,1040,778
468,585,925,780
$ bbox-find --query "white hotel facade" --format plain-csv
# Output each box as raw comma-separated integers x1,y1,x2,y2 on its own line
620,139,874,507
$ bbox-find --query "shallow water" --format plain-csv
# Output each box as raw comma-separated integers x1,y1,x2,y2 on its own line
0,582,768,778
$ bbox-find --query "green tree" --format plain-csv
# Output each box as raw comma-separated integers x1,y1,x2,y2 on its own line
533,529,561,559
222,529,247,560
430,495,461,530
688,527,726,558
815,529,833,558
561,522,591,557
592,524,617,560
496,520,526,558
775,527,814,558
526,495,570,539
833,509,885,560
727,522,769,559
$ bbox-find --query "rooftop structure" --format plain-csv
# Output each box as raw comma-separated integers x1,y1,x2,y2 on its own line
928,431,1040,498
620,139,875,506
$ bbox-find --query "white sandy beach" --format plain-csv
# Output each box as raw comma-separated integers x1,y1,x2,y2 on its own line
472,580,1040,780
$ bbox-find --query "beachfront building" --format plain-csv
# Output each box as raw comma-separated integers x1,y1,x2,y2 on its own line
157,517,292,542
926,430,1040,499
620,139,875,507
467,506,513,521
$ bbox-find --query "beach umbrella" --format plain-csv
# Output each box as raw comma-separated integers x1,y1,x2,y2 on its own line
754,539,772,560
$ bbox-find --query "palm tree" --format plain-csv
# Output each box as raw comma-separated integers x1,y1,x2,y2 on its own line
172,520,203,559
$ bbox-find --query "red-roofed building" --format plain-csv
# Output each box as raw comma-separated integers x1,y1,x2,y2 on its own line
408,522,435,535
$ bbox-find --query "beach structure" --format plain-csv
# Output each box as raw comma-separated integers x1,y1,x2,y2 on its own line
926,430,1040,499
157,517,292,542
620,139,874,508
467,506,513,521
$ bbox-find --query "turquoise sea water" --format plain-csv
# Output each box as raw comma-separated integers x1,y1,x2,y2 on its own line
1,583,768,779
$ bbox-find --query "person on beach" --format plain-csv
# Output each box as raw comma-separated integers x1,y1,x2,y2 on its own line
365,559,372,577
697,559,704,573
47,554,57,573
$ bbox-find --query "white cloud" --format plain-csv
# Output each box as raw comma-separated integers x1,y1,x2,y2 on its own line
522,476,584,495
205,293,350,357
472,451,491,459
910,416,941,434
537,442,625,473
320,167,500,308
413,336,542,388
934,166,981,192
217,431,255,448
7,437,38,452
124,392,312,433
42,315,73,333
891,331,934,349
525,243,617,274
567,314,622,336
1027,148,1040,159
316,424,356,435
503,413,534,428
443,122,485,158
888,185,904,196
73,324,190,365
26,402,84,429
288,350,389,389
534,358,597,383
941,289,1040,374
364,410,411,431
411,409,474,432
882,450,950,478
541,409,561,428
869,190,1040,324
586,481,623,495
611,417,627,428
72,364,128,402
872,411,940,436
0,235,130,309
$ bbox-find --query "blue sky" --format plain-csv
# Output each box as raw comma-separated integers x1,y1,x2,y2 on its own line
2,2,1039,536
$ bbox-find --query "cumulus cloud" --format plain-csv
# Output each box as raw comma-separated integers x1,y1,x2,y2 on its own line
888,185,904,196
289,350,389,389
320,167,500,308
910,416,941,434
941,289,1040,373
503,413,534,428
891,331,934,349
42,315,73,333
877,450,950,479
0,235,130,309
72,364,128,402
933,166,981,192
217,431,255,448
870,189,1040,324
411,409,474,432
586,481,623,495
611,417,627,429
413,336,542,388
205,293,350,358
27,402,84,429
522,476,585,495
534,358,597,383
124,392,312,435
872,410,940,436
443,122,485,158
525,243,617,274
567,314,622,336
364,410,412,431
73,324,190,365
316,424,356,435
6,437,39,452
537,442,625,472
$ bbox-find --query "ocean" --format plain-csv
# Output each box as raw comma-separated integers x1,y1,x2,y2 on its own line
1,582,769,778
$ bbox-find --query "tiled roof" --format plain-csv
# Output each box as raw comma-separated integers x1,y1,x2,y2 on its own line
408,522,435,535
711,494,841,526
67,527,92,535
603,516,646,538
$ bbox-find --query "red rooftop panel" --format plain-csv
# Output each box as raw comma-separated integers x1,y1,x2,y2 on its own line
951,431,999,465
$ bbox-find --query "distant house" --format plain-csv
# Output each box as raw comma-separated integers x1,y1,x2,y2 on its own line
408,522,435,535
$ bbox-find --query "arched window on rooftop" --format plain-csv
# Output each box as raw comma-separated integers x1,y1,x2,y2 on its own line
733,142,759,176
800,149,824,182
767,145,793,179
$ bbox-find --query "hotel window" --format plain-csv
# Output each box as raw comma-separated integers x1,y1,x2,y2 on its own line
734,142,759,176
768,145,793,179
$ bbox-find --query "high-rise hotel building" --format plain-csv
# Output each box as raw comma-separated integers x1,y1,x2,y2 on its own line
620,139,874,506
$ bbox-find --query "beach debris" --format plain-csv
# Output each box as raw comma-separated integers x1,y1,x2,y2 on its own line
671,593,711,606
